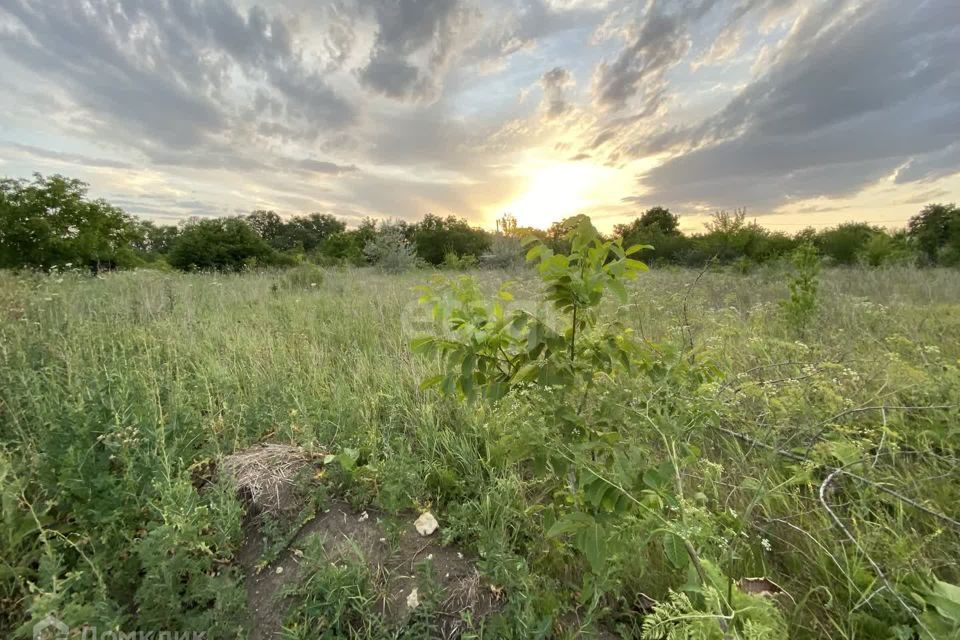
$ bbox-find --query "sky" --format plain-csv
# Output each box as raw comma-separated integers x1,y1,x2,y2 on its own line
0,0,958,232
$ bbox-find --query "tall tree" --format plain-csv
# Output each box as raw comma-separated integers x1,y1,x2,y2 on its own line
0,173,139,270
908,203,960,265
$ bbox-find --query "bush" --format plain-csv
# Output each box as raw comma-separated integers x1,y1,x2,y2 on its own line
411,214,490,265
815,222,883,266
167,218,283,272
442,252,478,270
363,222,419,272
281,264,325,290
780,241,820,332
858,232,914,267
482,234,525,269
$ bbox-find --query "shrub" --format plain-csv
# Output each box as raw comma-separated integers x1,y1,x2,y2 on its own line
482,234,525,269
363,222,419,272
281,264,325,290
411,214,490,265
859,232,914,266
167,218,282,272
441,252,478,270
815,222,883,266
780,240,820,332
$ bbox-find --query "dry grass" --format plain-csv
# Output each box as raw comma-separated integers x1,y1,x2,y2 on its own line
220,443,314,515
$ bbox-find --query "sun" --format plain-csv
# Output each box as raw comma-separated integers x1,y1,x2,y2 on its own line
504,161,621,229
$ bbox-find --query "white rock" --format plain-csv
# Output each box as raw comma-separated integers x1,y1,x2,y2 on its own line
414,512,439,536
406,588,420,610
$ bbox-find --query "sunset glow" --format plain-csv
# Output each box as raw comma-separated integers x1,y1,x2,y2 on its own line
0,1,956,230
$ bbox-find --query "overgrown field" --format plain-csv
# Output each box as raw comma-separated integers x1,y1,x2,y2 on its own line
2,264,960,638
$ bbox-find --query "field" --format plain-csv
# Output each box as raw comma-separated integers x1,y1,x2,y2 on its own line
2,264,960,639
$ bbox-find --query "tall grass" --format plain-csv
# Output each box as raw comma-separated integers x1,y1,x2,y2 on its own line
1,265,958,637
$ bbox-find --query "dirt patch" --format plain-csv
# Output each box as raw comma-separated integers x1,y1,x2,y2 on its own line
224,445,499,639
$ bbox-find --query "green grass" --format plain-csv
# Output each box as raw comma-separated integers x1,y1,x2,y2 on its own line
2,265,959,638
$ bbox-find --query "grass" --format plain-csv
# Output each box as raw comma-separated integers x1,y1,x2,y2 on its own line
1,264,959,638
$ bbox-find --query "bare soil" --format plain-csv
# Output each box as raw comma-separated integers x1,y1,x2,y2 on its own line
225,446,499,639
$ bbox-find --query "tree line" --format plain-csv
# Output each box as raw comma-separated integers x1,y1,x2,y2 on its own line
2,173,959,272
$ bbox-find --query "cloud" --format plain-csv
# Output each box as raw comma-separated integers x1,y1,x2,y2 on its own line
0,0,957,227
356,0,479,102
895,143,960,185
540,67,574,118
634,0,960,211
466,0,606,65
592,1,717,112
0,0,354,161
4,142,133,170
295,159,360,175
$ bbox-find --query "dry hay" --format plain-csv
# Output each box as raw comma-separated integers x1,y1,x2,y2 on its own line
220,443,313,515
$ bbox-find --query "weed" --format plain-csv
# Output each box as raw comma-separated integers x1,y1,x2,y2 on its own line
780,241,820,333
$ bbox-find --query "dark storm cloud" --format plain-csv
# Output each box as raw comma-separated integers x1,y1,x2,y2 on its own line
356,0,479,102
0,0,354,158
635,0,960,210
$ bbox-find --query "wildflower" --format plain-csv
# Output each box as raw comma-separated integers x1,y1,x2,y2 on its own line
761,538,772,552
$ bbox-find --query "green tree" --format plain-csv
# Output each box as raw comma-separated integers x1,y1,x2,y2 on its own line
908,203,960,265
859,231,914,267
614,207,688,264
290,213,346,252
167,218,282,271
412,214,491,265
316,218,377,265
246,210,294,251
637,205,679,234
815,222,884,266
0,174,139,270
131,220,180,255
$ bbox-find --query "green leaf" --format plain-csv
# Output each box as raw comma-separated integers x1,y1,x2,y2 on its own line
663,532,689,571
511,362,540,383
527,244,546,262
419,374,445,390
546,512,594,538
608,278,627,302
410,336,435,352
625,243,652,256
643,468,665,490
576,519,608,574
927,580,960,623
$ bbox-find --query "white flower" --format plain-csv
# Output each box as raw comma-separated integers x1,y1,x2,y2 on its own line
761,538,772,552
